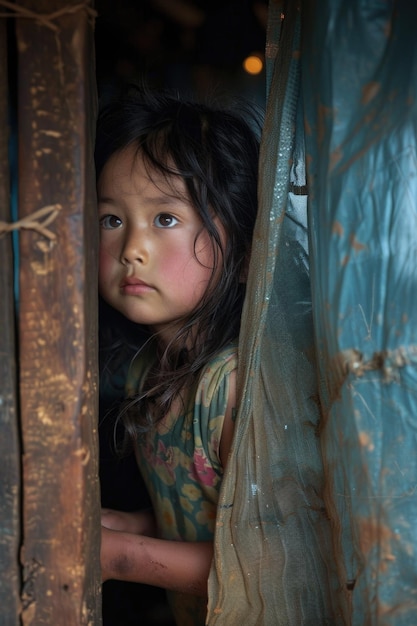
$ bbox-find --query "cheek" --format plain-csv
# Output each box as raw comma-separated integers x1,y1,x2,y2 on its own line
160,247,213,299
157,251,186,282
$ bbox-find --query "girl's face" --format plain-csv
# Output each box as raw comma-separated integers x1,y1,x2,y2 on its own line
98,146,222,345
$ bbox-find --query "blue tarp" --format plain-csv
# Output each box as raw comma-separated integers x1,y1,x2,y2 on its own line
304,0,417,623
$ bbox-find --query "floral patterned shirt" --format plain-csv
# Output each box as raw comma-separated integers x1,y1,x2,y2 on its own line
126,342,238,625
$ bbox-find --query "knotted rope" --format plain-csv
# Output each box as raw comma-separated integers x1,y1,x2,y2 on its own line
0,204,62,240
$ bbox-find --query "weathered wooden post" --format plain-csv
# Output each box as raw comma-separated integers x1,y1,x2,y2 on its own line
4,1,102,623
0,15,21,626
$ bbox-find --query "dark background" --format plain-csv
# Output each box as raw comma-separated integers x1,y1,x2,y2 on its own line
95,0,267,104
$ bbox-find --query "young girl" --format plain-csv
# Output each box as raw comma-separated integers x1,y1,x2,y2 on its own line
96,85,261,625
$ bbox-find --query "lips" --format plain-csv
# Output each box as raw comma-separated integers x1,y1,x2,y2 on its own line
120,277,154,296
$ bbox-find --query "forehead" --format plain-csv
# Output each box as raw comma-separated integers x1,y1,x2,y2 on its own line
98,145,188,200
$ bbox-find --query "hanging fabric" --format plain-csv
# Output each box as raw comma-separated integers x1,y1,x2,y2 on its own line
208,2,345,623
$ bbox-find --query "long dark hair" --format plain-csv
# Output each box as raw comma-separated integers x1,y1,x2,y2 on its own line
95,84,262,435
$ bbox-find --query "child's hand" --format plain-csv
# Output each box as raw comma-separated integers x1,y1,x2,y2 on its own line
101,509,137,533
101,508,157,536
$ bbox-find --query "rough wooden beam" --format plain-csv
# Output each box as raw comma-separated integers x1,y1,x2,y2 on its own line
16,1,101,623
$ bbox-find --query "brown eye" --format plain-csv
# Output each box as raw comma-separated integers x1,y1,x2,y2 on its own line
155,213,178,228
99,214,123,229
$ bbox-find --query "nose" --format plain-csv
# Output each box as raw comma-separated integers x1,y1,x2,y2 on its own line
120,225,147,266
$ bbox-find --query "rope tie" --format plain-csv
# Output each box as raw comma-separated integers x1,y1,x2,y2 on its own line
0,1,97,31
0,204,62,242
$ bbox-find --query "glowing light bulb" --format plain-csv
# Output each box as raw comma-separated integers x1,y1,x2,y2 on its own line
243,54,263,75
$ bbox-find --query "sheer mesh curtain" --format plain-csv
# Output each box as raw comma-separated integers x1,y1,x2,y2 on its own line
207,2,345,624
